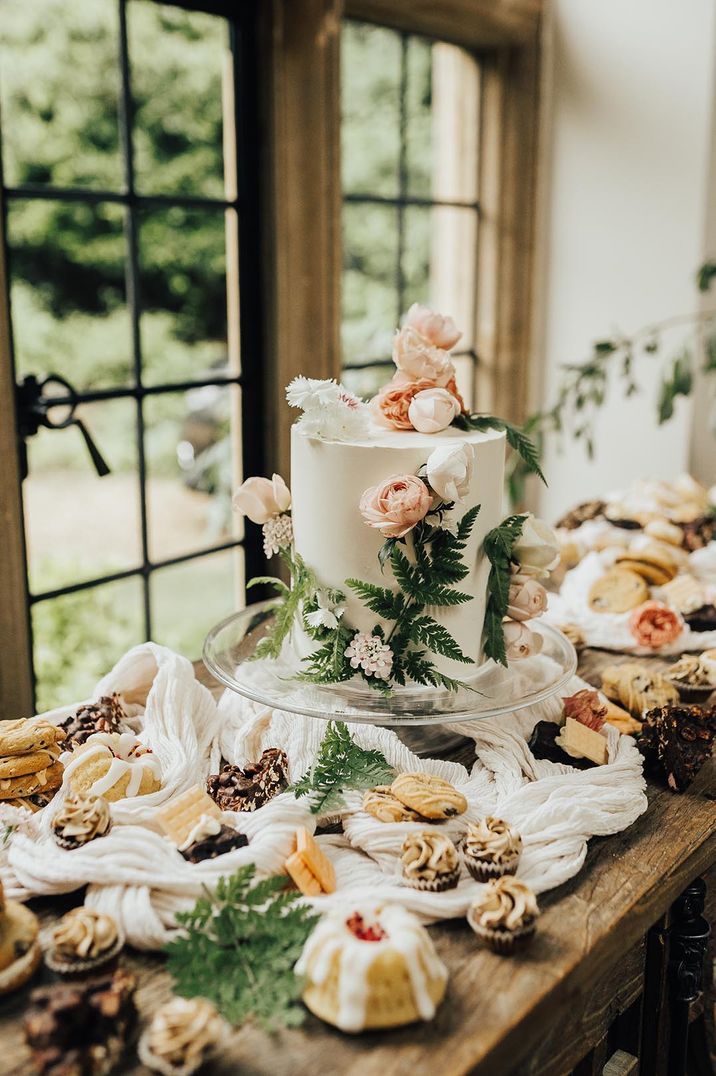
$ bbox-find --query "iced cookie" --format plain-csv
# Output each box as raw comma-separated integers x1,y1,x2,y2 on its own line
61,732,162,802
362,786,420,823
588,568,649,614
615,548,677,586
0,761,64,801
391,772,467,820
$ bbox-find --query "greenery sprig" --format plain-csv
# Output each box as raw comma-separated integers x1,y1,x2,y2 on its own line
453,413,546,484
165,865,318,1030
248,547,317,661
483,514,527,667
290,720,394,814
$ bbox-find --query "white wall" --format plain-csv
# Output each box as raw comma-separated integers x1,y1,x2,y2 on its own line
535,0,716,523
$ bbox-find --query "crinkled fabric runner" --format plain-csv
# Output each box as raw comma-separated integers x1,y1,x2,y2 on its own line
1,644,647,949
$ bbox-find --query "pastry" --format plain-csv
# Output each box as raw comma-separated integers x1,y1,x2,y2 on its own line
639,704,716,792
0,749,61,781
180,825,248,863
558,623,585,650
44,908,123,975
562,689,607,730
285,826,336,896
700,648,716,681
59,694,128,749
603,503,644,529
679,514,716,551
601,661,679,715
206,748,288,812
645,519,685,547
462,817,521,881
0,879,41,995
296,903,448,1031
156,784,222,849
0,761,64,801
683,603,716,632
52,792,111,850
588,568,649,614
401,832,460,891
24,969,136,1075
61,731,162,802
659,574,707,615
615,548,677,586
555,500,606,530
555,717,609,765
666,655,715,703
0,719,65,757
604,701,642,735
391,772,467,820
467,876,540,954
138,996,229,1076
362,786,420,823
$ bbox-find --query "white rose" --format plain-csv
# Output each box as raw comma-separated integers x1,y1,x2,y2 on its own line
512,514,560,578
408,388,460,434
426,443,474,504
503,620,543,660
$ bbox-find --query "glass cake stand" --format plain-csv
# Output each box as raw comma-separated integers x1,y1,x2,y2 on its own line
203,601,577,751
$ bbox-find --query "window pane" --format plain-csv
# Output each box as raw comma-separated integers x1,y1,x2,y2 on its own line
404,36,432,199
150,547,244,657
144,386,240,563
33,577,144,713
342,203,399,366
430,44,480,204
138,206,229,385
7,200,130,391
342,363,393,401
341,22,401,198
24,398,141,594
0,0,121,190
128,1,227,199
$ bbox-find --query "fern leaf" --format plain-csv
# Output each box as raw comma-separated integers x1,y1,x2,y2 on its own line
456,503,481,541
411,616,473,663
346,579,404,619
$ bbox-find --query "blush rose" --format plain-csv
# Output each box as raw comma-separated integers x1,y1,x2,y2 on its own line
408,387,461,434
629,601,684,650
506,573,548,621
359,474,432,538
404,302,462,350
393,326,455,385
503,620,543,660
232,474,291,524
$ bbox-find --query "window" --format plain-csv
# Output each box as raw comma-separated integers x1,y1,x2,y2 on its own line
0,0,264,710
341,21,481,404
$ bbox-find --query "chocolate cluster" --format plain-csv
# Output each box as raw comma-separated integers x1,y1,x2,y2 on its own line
206,748,289,812
59,695,128,749
639,704,716,792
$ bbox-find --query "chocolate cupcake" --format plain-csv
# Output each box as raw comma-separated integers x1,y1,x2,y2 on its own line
467,876,539,954
462,817,522,882
401,832,460,892
44,908,124,976
51,792,111,850
666,655,715,703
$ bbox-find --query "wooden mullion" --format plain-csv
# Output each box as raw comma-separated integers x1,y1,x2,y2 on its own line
345,0,540,48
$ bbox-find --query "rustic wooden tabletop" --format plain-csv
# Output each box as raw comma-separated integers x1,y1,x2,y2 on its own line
1,650,714,1076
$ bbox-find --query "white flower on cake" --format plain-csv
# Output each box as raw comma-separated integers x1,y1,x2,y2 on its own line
305,590,346,631
507,572,548,621
426,442,474,503
286,377,370,441
344,632,394,680
512,515,560,578
262,513,293,557
407,387,461,434
503,620,542,660
233,474,291,524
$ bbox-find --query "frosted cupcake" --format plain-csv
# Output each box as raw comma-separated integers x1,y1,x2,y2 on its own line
666,655,715,703
467,876,539,954
462,817,522,882
401,832,460,892
138,996,229,1076
44,908,124,976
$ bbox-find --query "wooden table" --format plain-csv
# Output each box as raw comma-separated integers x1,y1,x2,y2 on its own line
2,651,715,1076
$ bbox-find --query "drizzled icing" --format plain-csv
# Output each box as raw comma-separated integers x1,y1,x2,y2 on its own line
463,817,522,866
469,877,539,933
52,792,111,844
178,814,221,852
52,907,118,961
60,731,161,799
295,902,447,1032
401,832,458,882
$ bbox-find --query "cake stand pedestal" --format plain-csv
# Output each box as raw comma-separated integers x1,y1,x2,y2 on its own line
203,601,578,756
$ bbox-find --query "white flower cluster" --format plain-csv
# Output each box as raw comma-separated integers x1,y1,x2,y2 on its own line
286,377,370,441
262,513,293,557
344,632,394,680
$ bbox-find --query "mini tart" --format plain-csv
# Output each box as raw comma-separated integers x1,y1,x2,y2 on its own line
137,996,229,1076
401,831,460,892
462,817,522,882
467,876,539,954
44,907,124,976
51,792,111,850
666,656,715,703
0,899,41,995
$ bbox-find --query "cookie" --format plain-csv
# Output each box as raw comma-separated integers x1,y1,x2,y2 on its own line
0,719,64,757
391,772,467,820
362,787,420,823
0,897,41,995
588,568,649,613
644,519,685,548
0,749,60,781
615,549,677,586
604,701,642,735
285,827,336,896
659,574,707,615
156,784,222,848
601,661,678,715
0,761,64,800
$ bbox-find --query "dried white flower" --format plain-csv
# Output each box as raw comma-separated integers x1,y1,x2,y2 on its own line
286,377,370,441
305,590,346,631
262,513,293,557
344,632,394,680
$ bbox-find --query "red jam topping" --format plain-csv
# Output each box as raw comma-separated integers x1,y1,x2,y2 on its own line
346,913,387,942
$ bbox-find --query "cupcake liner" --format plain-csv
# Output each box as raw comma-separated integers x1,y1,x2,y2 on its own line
669,682,714,703
52,820,112,851
403,867,460,892
467,918,536,954
42,928,125,977
463,853,520,884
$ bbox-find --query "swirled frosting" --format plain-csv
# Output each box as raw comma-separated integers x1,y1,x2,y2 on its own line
401,832,458,882
464,817,522,865
143,997,226,1071
52,907,118,961
52,793,111,845
470,876,539,932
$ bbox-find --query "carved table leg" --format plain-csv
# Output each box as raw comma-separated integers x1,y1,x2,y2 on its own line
667,877,712,1076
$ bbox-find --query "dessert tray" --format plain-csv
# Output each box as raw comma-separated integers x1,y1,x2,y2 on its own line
203,600,578,726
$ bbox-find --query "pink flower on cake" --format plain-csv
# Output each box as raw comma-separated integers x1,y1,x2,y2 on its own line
370,376,438,431
503,620,542,660
359,474,432,538
512,515,560,578
426,443,474,504
393,326,455,386
344,632,394,680
629,601,684,649
233,474,291,524
506,574,548,621
404,303,462,350
408,387,461,434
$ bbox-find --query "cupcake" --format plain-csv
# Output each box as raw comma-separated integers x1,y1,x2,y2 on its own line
666,655,715,703
51,792,111,850
44,907,124,975
699,648,716,682
138,996,229,1076
467,876,539,954
462,817,522,882
401,832,460,892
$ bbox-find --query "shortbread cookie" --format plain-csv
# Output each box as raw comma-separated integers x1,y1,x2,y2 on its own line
285,827,336,896
156,784,222,849
645,519,685,547
604,701,642,735
0,719,64,757
615,549,677,586
0,749,60,781
660,574,707,615
0,761,63,801
588,569,649,614
601,661,678,715
362,786,420,823
61,732,162,803
391,772,467,820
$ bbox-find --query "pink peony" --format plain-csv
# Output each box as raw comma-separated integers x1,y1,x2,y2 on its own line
629,601,684,650
371,373,466,432
404,302,462,350
408,387,461,434
393,326,455,385
359,474,432,538
233,474,291,524
503,620,543,660
506,574,548,621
